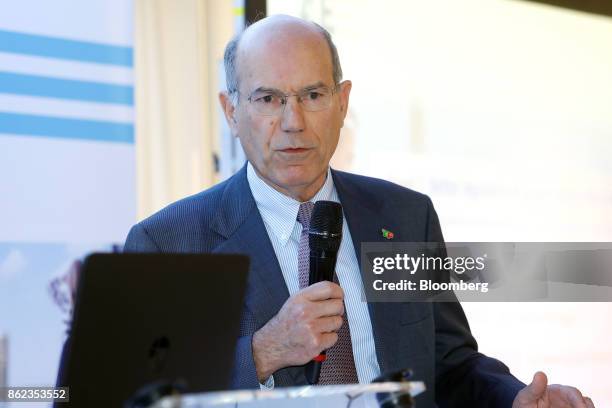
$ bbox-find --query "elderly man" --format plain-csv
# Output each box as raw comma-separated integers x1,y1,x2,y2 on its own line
125,15,594,408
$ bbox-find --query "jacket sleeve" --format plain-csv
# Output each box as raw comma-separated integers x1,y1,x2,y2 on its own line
230,335,261,389
425,197,525,407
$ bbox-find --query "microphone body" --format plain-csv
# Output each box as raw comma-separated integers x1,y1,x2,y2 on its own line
308,250,336,285
305,201,343,385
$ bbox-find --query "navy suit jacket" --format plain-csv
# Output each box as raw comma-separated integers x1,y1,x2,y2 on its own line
94,165,525,407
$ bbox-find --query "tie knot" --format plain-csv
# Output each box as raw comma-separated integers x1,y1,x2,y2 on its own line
297,201,315,230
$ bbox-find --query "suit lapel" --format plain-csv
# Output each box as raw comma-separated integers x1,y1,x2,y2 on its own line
210,165,289,328
331,169,402,376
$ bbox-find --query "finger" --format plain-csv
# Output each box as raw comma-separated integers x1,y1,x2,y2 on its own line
315,315,343,333
303,281,344,301
561,387,585,408
286,298,343,323
319,331,339,350
584,396,595,408
313,298,344,318
521,371,548,401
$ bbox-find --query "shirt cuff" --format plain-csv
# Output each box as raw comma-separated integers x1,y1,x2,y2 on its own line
259,375,275,390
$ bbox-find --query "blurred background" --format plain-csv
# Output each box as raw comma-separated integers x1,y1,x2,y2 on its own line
0,0,611,406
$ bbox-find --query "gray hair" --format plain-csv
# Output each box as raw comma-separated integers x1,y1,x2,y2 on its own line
223,22,343,103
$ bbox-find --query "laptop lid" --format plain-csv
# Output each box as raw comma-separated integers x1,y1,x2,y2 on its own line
62,253,248,407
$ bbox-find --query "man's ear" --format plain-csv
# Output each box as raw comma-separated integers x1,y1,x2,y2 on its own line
338,80,352,126
219,92,239,137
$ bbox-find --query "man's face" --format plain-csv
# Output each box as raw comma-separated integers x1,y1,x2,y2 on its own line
221,25,351,201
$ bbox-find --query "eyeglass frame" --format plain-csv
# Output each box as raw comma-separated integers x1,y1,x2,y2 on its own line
230,81,345,116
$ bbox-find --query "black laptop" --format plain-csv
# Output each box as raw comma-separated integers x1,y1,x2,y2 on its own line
61,253,249,407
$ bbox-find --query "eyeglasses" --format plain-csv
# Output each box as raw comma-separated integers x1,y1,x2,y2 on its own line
243,83,341,116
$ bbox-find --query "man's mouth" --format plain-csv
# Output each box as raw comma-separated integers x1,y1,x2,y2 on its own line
280,148,309,153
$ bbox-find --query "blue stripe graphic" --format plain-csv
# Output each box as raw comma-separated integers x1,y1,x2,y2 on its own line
0,29,133,66
0,112,133,143
0,72,133,105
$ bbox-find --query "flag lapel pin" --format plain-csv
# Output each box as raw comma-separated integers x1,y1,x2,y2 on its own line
381,228,394,240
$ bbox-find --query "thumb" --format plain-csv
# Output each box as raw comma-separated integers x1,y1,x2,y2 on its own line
523,371,548,401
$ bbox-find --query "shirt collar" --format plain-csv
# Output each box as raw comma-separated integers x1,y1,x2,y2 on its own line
247,161,335,246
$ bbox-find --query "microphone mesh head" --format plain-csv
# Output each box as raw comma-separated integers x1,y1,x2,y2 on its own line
309,201,343,251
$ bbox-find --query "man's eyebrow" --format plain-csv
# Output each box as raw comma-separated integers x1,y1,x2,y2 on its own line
301,82,328,91
251,86,283,94
251,82,330,94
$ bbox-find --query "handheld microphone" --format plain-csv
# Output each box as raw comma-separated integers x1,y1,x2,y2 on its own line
305,200,343,385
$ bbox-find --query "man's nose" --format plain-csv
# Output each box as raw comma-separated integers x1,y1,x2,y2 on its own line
280,96,305,133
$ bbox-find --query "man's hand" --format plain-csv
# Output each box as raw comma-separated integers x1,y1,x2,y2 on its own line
251,281,344,382
513,371,595,408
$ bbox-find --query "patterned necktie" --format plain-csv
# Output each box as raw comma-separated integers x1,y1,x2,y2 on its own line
297,202,359,384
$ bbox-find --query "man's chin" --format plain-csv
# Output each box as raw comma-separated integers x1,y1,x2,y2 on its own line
262,170,319,195
275,176,315,191
275,168,325,189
